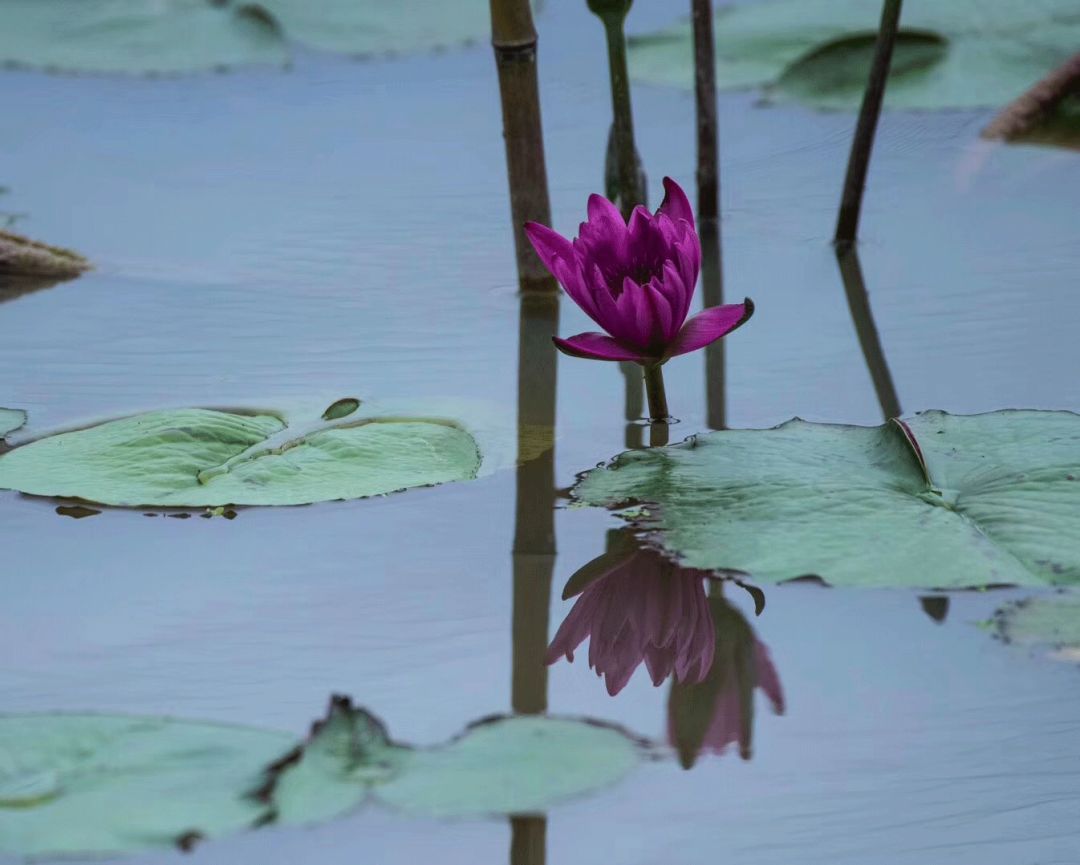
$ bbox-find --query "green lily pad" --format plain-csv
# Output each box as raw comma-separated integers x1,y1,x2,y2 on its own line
992,593,1080,662
574,410,1080,589
264,697,647,822
257,0,492,57
0,0,500,75
0,408,25,439
0,403,482,506
0,713,293,857
0,0,288,75
628,0,1080,110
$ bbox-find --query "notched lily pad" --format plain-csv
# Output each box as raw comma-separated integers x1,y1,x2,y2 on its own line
0,402,483,507
628,0,1080,110
574,410,1080,590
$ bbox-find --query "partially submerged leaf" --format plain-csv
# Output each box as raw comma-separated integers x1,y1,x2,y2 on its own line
0,0,288,74
574,411,1080,589
0,230,89,278
628,0,1080,110
0,714,293,857
322,397,361,421
0,404,482,506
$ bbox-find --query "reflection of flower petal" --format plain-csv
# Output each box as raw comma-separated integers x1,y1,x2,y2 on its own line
546,546,718,696
754,640,786,715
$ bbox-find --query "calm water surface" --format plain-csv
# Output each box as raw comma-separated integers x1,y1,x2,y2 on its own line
2,1,1079,862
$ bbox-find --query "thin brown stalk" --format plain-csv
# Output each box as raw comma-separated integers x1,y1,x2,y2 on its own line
691,0,719,221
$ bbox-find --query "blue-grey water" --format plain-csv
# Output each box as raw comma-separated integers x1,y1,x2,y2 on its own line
1,1,1079,862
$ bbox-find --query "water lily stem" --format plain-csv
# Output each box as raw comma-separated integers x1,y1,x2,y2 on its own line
592,2,646,217
490,0,557,291
643,363,670,422
834,0,903,250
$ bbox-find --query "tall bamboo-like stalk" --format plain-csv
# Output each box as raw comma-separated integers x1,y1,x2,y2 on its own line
691,0,719,222
834,0,903,249
589,0,647,218
490,0,556,291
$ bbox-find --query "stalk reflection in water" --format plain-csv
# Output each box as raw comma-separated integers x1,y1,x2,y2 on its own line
509,290,559,864
836,246,901,420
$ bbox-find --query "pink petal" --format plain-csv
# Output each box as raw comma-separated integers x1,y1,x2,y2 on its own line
552,333,649,363
614,278,657,349
524,222,574,276
657,176,695,231
666,299,755,359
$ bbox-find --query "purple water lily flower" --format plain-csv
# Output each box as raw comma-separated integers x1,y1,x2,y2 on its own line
525,177,753,365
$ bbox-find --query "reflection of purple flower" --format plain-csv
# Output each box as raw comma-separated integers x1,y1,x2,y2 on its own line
546,545,716,696
668,598,785,766
525,178,753,364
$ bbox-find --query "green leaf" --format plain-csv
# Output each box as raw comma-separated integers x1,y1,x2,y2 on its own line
574,410,1080,589
375,715,645,817
0,403,482,506
257,0,493,57
0,0,500,75
0,713,293,857
0,0,288,75
0,408,25,440
0,229,90,278
992,593,1080,662
628,0,1080,110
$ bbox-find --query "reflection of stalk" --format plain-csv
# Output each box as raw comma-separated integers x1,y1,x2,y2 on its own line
490,0,557,291
590,1,647,218
691,0,719,222
834,0,902,249
620,360,644,448
512,292,559,715
836,247,901,420
699,218,725,430
510,816,547,865
509,294,557,865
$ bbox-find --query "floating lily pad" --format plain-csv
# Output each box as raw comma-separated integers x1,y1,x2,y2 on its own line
267,697,646,820
992,594,1080,662
0,0,500,75
257,0,492,57
0,713,293,857
0,408,25,439
0,0,288,74
0,403,482,506
628,0,1080,110
574,410,1080,589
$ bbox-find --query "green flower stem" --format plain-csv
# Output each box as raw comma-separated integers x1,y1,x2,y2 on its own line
643,363,670,422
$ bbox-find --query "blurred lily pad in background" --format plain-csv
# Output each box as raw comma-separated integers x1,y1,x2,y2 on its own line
628,0,1080,110
0,401,483,506
992,593,1080,663
0,0,498,75
574,410,1080,589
